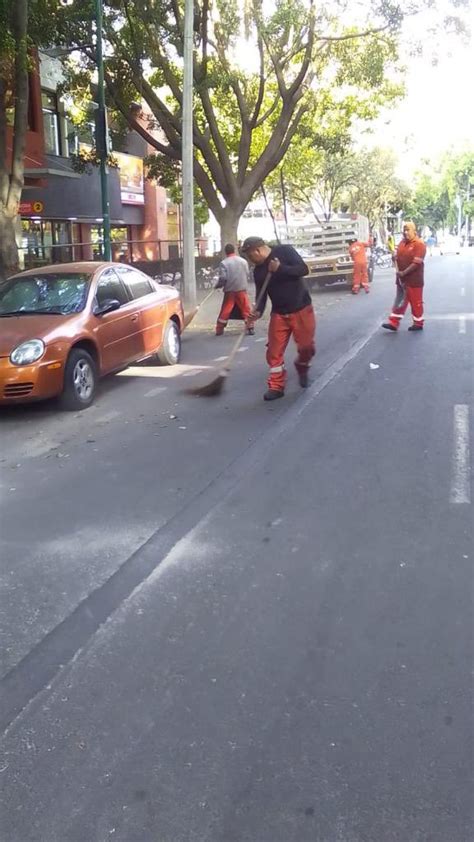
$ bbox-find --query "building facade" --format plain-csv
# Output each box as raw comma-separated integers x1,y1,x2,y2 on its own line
15,52,170,270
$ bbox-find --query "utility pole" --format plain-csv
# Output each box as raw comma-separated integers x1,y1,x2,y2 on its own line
182,0,197,306
94,0,111,261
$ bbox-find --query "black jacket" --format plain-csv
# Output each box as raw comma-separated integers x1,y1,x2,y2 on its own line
253,245,311,315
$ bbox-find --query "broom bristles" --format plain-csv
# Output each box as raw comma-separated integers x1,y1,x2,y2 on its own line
184,371,227,397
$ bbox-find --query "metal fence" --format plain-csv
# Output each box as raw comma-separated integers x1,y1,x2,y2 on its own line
17,237,222,291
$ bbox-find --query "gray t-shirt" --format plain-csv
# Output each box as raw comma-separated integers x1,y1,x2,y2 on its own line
217,254,250,292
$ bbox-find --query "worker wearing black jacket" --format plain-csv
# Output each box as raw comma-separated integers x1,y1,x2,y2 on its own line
241,237,316,401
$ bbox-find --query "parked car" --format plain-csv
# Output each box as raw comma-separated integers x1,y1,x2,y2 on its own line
0,262,184,410
439,236,461,255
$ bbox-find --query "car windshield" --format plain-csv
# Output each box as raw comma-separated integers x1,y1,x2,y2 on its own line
0,273,90,316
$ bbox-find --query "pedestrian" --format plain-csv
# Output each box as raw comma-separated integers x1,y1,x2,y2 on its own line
241,236,315,401
215,243,253,336
348,237,371,294
387,233,395,256
382,221,426,332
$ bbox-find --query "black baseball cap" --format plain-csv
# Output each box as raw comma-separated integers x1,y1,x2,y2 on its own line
241,236,266,253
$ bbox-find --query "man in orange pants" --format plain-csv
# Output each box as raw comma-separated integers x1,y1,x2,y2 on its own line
242,236,315,401
215,243,253,335
382,222,426,332
348,237,371,294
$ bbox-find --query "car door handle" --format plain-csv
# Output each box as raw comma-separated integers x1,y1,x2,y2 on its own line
130,314,139,322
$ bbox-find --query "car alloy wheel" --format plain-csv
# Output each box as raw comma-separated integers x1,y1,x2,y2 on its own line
73,358,94,401
157,320,181,365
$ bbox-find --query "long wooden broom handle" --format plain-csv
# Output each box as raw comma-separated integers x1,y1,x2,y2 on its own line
221,271,273,373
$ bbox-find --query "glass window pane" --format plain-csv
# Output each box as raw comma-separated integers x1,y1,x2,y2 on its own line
96,269,129,306
0,273,90,315
117,267,153,299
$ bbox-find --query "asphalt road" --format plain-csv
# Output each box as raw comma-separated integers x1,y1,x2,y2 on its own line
1,254,473,841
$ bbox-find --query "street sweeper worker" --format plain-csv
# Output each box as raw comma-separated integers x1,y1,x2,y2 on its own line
382,221,426,332
215,243,253,336
348,237,371,294
241,236,316,401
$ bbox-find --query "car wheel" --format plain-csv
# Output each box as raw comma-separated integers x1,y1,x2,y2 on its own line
157,320,181,365
60,348,97,411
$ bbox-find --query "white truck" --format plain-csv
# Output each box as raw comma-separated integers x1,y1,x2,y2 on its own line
278,213,373,289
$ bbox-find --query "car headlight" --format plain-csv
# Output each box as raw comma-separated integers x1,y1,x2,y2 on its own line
10,339,45,366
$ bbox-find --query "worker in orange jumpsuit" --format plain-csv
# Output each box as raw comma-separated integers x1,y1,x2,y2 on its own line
242,236,315,401
215,243,253,335
348,237,371,294
382,221,426,331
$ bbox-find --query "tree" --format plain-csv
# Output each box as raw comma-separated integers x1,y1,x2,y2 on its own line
344,147,411,234
0,0,59,279
403,173,450,231
61,0,408,247
0,0,30,280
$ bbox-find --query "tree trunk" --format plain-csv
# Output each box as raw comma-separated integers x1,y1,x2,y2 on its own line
218,206,241,254
0,209,19,281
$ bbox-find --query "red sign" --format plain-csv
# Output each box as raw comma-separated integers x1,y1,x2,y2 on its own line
19,200,44,215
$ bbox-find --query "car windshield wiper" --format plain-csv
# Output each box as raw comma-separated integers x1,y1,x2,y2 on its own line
0,307,65,316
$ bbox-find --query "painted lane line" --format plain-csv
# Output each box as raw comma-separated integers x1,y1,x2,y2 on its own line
459,317,466,335
237,346,249,353
95,410,121,424
428,313,474,321
255,337,266,343
450,405,471,504
144,386,167,397
213,355,228,362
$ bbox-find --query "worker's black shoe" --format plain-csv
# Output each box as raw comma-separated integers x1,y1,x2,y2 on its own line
408,324,423,331
263,389,284,401
298,369,309,388
382,322,398,331
246,327,255,336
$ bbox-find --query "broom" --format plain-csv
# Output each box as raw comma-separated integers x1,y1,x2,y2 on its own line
184,271,272,397
182,286,218,330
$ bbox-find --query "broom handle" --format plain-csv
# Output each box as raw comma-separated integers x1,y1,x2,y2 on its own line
222,272,272,372
197,286,218,309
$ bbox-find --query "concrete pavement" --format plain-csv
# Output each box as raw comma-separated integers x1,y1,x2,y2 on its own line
1,255,473,841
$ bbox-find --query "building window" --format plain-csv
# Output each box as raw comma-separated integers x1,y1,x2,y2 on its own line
42,90,61,155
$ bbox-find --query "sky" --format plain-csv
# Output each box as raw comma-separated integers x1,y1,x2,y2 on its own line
362,0,474,177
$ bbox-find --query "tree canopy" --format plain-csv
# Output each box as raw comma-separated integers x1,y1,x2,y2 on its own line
56,0,408,244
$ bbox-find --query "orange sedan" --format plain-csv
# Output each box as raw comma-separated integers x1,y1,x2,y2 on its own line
0,262,184,410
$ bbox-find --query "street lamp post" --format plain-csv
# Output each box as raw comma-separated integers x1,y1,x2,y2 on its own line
93,0,111,261
59,0,111,260
182,0,197,306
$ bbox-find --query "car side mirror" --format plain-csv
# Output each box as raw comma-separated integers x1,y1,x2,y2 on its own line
94,298,121,316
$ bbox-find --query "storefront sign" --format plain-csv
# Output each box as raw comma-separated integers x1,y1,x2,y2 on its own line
20,200,44,215
115,152,145,205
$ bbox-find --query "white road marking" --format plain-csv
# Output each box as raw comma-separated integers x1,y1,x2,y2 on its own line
144,386,167,397
237,346,248,353
450,405,471,504
459,317,466,335
429,313,474,321
96,410,120,424
213,356,228,362
255,337,266,343
461,287,465,297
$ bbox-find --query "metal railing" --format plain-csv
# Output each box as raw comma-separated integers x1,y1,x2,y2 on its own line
17,237,222,291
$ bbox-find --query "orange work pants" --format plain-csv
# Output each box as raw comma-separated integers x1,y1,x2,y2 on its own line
266,305,316,391
216,291,251,334
388,283,424,329
352,263,369,293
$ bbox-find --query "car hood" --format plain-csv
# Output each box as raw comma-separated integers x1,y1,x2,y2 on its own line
0,314,77,356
